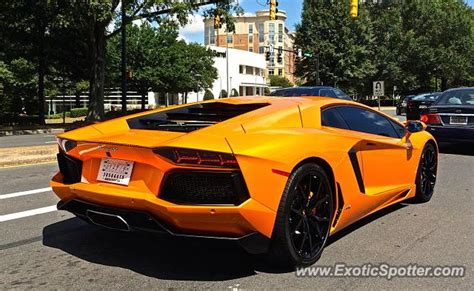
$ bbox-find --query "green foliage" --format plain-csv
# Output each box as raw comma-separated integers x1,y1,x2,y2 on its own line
70,108,88,118
296,0,376,91
231,88,239,97
106,23,217,101
203,89,214,100
269,75,293,88
219,90,228,98
296,0,474,95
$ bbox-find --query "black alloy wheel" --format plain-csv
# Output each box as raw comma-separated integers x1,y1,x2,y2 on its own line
415,143,437,202
269,163,334,268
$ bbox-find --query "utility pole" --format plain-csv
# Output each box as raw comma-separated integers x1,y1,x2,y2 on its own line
226,30,230,98
121,0,127,114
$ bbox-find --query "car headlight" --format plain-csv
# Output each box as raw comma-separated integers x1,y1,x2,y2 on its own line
57,138,77,153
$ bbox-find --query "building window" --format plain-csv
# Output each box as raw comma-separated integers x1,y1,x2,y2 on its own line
246,66,254,75
278,69,283,76
204,26,209,45
278,23,283,42
259,46,265,54
269,69,274,75
249,24,253,34
249,47,253,52
239,65,244,74
258,23,264,42
227,35,233,43
249,34,253,43
269,23,275,44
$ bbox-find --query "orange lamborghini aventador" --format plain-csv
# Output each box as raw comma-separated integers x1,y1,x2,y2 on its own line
51,97,438,267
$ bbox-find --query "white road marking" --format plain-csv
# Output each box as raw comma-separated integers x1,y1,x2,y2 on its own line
0,205,57,222
0,187,52,200
44,141,57,144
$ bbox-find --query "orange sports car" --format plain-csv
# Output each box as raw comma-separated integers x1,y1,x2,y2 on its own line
51,97,438,267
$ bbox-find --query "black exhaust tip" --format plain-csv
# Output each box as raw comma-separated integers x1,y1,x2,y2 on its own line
86,210,130,232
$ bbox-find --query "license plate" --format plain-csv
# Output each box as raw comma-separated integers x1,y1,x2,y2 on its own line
450,116,468,125
97,158,134,185
419,105,428,109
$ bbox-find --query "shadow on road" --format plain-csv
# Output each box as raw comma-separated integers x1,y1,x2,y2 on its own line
438,142,474,156
43,203,408,280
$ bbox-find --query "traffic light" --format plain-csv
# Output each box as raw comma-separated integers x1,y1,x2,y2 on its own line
214,14,222,29
265,51,271,61
350,0,358,18
277,46,283,63
269,0,278,20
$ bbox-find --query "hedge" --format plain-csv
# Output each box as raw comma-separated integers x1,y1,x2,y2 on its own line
69,108,88,118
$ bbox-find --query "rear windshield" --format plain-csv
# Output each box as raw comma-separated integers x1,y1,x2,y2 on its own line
127,102,269,132
436,89,474,105
271,88,317,97
412,93,440,101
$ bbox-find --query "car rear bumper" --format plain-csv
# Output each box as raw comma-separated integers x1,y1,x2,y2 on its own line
57,198,270,254
51,171,276,252
426,126,474,143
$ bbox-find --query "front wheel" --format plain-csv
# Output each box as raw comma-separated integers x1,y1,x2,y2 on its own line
414,143,438,202
268,163,334,268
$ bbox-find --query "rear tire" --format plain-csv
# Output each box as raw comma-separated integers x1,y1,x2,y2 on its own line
414,143,438,203
268,163,334,268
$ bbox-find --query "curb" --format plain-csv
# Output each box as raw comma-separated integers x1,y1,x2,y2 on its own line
0,128,64,136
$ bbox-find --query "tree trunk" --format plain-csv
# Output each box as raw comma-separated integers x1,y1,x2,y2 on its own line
87,23,106,121
37,21,46,125
441,77,448,92
75,90,81,108
141,91,146,110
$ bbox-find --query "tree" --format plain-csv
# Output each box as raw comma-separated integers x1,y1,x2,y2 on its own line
295,1,375,91
203,89,214,100
219,89,227,98
107,23,217,106
231,88,239,96
67,0,241,121
269,75,293,88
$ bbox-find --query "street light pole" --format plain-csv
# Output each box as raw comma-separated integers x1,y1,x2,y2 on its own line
121,0,127,114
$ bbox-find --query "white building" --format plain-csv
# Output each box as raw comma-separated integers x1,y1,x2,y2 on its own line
185,46,267,103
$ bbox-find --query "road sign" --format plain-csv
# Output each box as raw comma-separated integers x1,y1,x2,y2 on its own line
304,52,313,58
373,81,385,97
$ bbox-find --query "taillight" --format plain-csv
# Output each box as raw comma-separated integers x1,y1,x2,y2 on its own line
154,147,239,169
420,113,441,125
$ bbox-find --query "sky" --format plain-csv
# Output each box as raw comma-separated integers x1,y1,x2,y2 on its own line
178,0,473,44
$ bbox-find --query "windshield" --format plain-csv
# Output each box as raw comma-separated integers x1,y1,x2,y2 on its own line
412,93,440,101
436,89,474,105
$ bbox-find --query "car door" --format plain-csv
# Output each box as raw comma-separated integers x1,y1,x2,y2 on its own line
333,106,413,196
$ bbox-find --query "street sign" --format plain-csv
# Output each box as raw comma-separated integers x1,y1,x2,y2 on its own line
373,81,385,97
304,52,313,58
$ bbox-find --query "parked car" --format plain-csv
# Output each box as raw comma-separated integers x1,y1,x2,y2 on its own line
270,86,352,101
406,92,441,120
421,87,474,143
396,95,415,115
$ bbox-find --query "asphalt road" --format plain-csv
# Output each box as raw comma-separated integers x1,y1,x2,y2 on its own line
1,112,473,289
0,133,57,148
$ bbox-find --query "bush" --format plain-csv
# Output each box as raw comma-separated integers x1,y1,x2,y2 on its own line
69,108,88,118
219,90,227,98
231,88,239,97
203,90,214,100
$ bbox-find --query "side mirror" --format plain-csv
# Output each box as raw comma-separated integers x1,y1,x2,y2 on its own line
406,121,424,133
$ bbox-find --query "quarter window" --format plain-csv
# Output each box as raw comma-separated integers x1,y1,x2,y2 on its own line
321,108,349,130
